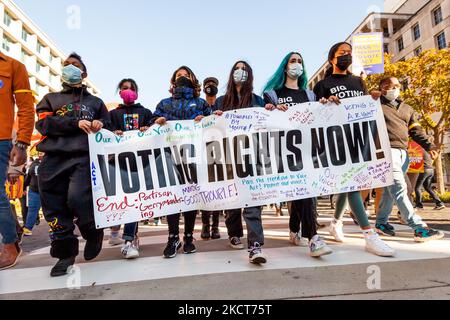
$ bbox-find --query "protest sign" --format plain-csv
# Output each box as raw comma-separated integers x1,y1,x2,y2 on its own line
89,96,393,228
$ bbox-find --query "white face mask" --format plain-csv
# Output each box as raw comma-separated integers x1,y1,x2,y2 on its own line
384,88,401,102
233,69,248,84
287,63,304,79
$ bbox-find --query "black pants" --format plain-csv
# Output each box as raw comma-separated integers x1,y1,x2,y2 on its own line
225,207,264,248
167,211,197,237
289,198,318,241
39,154,100,259
201,211,220,227
415,169,444,207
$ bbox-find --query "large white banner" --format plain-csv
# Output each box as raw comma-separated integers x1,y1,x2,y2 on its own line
89,96,393,228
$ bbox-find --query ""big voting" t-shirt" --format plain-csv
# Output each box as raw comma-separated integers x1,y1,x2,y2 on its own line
313,74,367,100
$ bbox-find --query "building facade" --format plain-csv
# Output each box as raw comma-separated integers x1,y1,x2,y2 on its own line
0,0,100,102
308,0,449,90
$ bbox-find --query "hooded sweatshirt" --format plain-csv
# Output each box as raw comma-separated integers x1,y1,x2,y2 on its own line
35,84,111,154
109,103,156,132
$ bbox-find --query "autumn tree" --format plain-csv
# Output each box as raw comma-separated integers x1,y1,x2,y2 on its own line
366,49,450,194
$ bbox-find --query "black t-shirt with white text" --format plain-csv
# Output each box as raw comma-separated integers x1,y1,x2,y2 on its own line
275,87,310,106
313,74,368,100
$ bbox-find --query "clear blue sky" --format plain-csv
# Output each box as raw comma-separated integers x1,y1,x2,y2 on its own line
15,0,384,110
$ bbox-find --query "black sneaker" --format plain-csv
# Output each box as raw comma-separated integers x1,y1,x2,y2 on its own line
201,224,211,240
211,227,221,240
229,237,245,250
414,228,445,242
434,204,446,211
376,223,396,237
163,235,181,258
183,235,196,254
84,229,104,261
50,256,76,277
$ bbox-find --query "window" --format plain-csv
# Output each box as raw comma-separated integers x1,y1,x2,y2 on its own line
414,46,422,56
2,35,12,52
21,28,31,42
397,37,404,52
36,63,42,74
433,7,443,25
384,44,389,53
50,72,58,84
37,42,43,53
412,24,420,41
20,49,27,63
3,11,12,27
436,32,447,50
383,28,390,37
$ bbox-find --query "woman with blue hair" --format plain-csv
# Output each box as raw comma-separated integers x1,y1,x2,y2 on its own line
263,52,333,258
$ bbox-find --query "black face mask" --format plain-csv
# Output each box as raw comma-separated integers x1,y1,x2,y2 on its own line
336,54,353,71
204,85,218,97
175,76,193,88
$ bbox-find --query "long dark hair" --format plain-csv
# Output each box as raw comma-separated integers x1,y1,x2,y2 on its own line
222,61,254,111
169,66,201,98
324,42,353,79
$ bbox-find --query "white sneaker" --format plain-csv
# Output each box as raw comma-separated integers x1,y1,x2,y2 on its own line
329,220,345,242
364,230,395,257
249,243,267,264
289,232,309,247
121,239,140,259
309,235,333,258
109,233,123,246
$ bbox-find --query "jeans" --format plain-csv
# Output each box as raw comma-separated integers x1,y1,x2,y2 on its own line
225,207,264,248
415,169,444,207
123,222,138,242
24,189,41,230
376,148,426,230
0,140,17,244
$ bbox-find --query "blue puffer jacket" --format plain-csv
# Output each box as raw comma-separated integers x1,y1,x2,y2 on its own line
154,87,211,121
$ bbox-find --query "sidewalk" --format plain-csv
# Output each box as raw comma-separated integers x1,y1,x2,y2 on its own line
1,201,449,300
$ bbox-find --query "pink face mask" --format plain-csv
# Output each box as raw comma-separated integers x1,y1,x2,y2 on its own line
120,89,138,105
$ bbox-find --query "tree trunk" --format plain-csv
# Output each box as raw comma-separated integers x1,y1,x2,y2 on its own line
435,153,446,194
434,126,446,194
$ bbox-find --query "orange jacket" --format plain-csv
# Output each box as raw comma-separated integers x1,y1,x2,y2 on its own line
0,52,35,145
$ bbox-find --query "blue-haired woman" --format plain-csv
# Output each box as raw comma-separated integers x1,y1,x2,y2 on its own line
263,52,332,258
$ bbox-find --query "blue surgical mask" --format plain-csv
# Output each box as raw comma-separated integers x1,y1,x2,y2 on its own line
62,64,83,85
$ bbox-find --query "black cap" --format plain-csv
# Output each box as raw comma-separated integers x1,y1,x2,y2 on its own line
203,77,219,87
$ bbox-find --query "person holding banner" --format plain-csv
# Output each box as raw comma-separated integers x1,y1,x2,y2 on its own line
109,78,156,259
201,77,222,240
313,42,395,257
35,53,111,277
263,52,333,258
375,77,444,242
154,66,211,259
415,149,445,211
213,61,268,264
